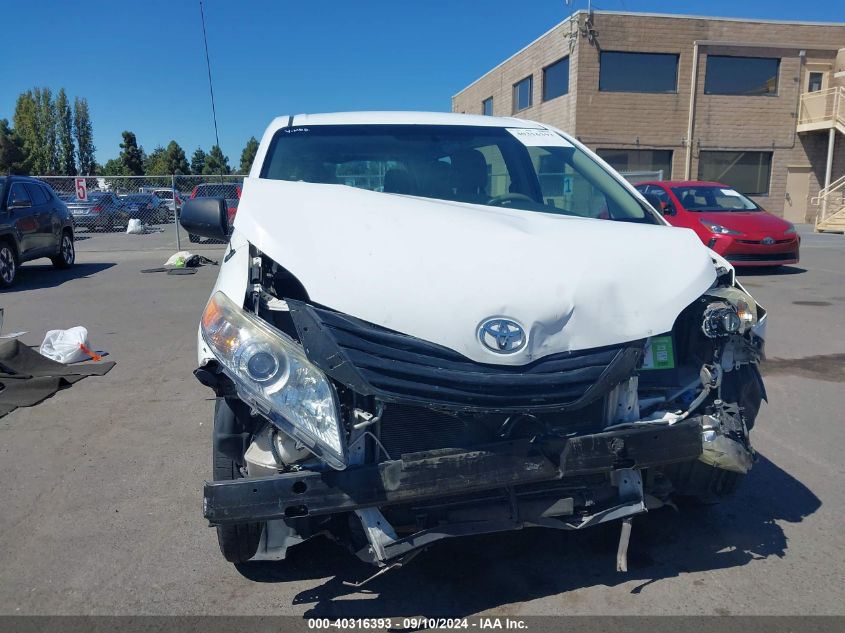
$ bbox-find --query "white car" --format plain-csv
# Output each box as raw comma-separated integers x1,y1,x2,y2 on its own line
181,112,766,570
141,187,183,219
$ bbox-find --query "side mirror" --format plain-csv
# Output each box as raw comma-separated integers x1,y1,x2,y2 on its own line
643,193,675,216
643,193,664,212
179,197,229,239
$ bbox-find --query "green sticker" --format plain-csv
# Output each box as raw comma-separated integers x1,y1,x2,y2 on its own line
642,335,675,370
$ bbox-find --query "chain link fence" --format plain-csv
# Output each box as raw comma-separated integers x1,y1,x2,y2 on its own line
35,174,247,253
619,170,665,184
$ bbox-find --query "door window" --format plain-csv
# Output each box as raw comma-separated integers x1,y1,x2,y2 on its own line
8,184,32,208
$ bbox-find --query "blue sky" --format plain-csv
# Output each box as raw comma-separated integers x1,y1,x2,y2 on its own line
1,0,838,166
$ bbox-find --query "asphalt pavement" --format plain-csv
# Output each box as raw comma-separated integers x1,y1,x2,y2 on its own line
0,226,843,616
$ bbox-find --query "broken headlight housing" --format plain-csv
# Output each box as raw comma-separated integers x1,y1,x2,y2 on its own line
201,291,346,470
701,287,758,338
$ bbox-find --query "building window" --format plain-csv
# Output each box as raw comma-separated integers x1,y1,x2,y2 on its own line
543,57,570,101
482,97,493,116
596,149,673,179
599,51,679,93
704,56,779,96
808,71,824,93
513,75,533,112
698,151,773,195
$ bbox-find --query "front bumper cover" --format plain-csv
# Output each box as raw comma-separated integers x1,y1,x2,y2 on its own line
204,418,704,526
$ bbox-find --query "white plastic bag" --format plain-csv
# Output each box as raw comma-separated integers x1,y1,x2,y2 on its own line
126,218,144,234
164,251,194,268
40,326,91,364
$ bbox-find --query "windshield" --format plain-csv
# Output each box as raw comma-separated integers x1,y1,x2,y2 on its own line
671,186,760,212
260,124,657,224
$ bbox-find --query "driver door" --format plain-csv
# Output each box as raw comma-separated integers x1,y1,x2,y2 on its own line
5,183,40,258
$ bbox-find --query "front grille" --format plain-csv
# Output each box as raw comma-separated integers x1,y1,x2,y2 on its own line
288,300,644,411
730,252,797,262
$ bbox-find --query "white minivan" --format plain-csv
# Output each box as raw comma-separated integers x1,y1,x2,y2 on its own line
181,112,766,572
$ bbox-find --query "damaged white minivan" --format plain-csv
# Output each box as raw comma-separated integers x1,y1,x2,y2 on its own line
182,112,766,573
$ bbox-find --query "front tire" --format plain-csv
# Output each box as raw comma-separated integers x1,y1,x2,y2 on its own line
213,399,263,564
51,231,75,269
663,460,745,499
0,242,17,288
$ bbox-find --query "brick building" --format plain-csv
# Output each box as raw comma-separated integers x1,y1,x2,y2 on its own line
452,11,845,226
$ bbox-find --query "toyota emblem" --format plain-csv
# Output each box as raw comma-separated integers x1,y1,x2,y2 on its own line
478,318,527,354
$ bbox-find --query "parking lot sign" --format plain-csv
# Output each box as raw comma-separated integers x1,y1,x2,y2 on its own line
74,177,88,202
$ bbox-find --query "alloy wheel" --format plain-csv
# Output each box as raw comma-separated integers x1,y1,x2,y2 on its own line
0,246,16,285
62,235,75,265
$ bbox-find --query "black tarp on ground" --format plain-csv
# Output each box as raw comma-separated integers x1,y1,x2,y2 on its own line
0,339,115,418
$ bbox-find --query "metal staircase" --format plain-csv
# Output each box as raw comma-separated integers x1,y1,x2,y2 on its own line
812,174,845,233
798,87,845,232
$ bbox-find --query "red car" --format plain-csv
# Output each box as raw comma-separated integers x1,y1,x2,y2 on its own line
189,183,242,224
636,180,800,267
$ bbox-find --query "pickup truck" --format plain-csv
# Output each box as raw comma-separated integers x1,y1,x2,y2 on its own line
180,112,766,572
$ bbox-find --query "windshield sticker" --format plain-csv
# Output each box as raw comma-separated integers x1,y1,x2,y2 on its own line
720,188,742,197
507,128,573,148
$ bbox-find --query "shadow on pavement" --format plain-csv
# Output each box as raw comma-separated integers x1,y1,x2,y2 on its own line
10,262,115,291
236,453,819,617
737,265,806,277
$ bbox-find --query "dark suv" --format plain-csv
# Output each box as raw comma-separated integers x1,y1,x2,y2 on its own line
0,176,75,288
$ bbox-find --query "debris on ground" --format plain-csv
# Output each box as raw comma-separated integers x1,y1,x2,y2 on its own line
39,326,104,364
0,339,115,418
141,252,218,275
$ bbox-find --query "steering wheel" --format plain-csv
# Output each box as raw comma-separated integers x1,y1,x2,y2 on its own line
486,193,535,207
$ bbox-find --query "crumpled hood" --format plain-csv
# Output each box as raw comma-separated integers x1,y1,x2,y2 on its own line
234,178,716,366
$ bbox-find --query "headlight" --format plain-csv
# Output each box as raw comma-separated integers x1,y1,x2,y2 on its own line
784,224,796,235
201,291,346,470
699,219,743,236
702,302,741,338
701,287,758,337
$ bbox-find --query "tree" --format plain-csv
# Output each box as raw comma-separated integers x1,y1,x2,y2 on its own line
13,91,39,172
119,131,144,175
36,88,58,173
239,136,259,173
0,119,28,174
203,144,230,176
74,97,96,175
164,141,190,175
56,88,76,175
144,145,168,175
102,158,126,176
190,147,207,175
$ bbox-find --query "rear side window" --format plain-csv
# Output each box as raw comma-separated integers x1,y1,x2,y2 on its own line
26,184,49,205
